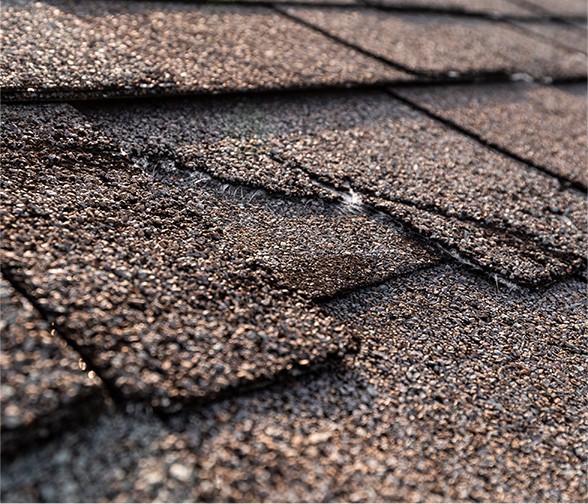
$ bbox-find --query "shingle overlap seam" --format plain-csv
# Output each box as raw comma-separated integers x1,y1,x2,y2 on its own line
387,88,588,193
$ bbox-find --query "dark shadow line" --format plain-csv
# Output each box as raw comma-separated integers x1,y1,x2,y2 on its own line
386,88,588,194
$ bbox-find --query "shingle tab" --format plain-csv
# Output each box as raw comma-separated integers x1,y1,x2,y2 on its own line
283,7,587,78
2,266,585,502
395,82,588,188
1,103,439,410
84,90,586,285
0,276,103,455
0,0,409,101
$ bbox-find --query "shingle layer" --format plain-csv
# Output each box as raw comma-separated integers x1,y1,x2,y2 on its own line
284,7,588,78
84,91,586,285
395,82,588,188
0,0,410,101
2,265,586,502
1,0,586,500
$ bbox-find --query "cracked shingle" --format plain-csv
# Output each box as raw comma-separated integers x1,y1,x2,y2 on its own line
0,0,410,101
282,7,587,78
1,102,439,411
83,90,586,285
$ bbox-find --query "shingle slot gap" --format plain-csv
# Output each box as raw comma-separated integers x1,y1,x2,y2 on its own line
0,266,123,407
385,88,588,195
273,6,424,77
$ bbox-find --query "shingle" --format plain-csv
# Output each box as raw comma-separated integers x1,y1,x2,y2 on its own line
283,7,588,78
84,90,586,285
0,0,409,102
395,82,588,188
363,0,537,17
522,0,588,18
1,102,439,410
0,276,104,455
511,20,587,53
2,266,586,502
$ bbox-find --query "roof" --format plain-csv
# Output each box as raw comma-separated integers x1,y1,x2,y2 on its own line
1,0,586,501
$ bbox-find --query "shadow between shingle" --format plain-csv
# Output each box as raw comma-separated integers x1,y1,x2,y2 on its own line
82,89,586,285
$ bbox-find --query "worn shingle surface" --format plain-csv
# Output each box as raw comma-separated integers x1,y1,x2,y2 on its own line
1,0,587,501
284,7,588,78
395,82,588,188
0,0,409,102
2,266,586,502
85,91,586,285
0,276,104,455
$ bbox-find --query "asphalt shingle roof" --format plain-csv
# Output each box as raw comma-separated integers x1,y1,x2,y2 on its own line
1,0,586,501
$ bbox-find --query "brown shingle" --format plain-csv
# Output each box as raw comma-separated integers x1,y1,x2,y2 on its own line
395,82,588,188
283,7,588,78
0,0,410,101
83,90,586,285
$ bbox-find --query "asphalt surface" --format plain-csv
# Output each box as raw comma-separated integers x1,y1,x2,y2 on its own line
1,0,409,102
396,82,588,188
84,90,586,285
2,265,586,502
284,7,588,78
522,0,588,18
1,0,586,501
511,20,588,53
362,0,537,17
0,276,104,455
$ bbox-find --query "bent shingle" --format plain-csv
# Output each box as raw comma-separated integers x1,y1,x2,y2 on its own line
395,82,588,188
0,0,409,101
0,276,104,455
83,90,586,285
283,7,587,78
1,103,439,410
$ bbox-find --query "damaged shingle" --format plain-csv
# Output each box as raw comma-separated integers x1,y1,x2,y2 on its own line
83,90,586,285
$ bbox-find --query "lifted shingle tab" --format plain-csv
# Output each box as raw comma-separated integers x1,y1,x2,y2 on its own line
84,90,586,285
